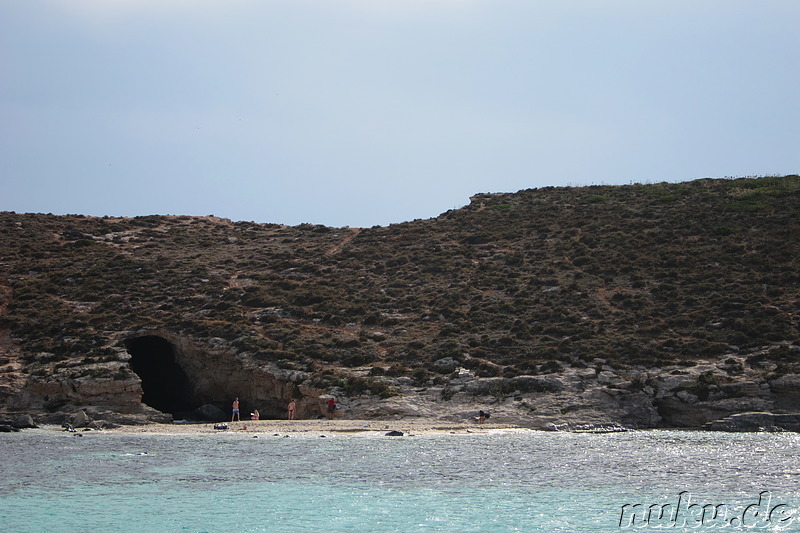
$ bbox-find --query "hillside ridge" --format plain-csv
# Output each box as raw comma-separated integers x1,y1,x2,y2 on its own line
1,175,799,430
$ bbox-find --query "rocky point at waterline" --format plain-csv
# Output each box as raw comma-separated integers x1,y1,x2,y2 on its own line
1,176,799,430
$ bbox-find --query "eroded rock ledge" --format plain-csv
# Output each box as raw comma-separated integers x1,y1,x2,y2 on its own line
4,336,799,432
2,330,329,425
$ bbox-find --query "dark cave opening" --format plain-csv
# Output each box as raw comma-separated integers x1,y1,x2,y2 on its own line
125,336,200,417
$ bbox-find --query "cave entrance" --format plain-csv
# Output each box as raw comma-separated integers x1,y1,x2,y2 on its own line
125,335,200,417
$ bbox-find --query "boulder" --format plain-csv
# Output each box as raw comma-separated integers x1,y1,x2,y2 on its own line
70,410,92,428
384,430,404,436
770,374,800,393
11,413,37,429
676,390,699,404
770,375,800,409
433,357,459,370
617,392,662,427
0,425,20,432
657,396,774,428
596,371,616,385
705,412,777,432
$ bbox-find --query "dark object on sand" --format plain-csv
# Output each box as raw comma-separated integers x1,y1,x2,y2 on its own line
385,430,404,437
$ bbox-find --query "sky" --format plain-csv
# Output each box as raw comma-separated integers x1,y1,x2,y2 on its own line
1,1,798,228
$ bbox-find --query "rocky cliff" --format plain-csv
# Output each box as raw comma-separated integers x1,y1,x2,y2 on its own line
1,176,799,429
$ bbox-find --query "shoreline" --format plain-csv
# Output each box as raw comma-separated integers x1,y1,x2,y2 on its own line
11,420,791,436
36,419,526,436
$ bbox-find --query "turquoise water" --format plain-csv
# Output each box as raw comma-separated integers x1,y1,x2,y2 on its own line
1,429,799,532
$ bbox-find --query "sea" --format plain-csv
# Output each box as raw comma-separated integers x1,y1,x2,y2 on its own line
1,428,798,532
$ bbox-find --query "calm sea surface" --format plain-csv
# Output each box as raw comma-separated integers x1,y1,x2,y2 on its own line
1,429,799,532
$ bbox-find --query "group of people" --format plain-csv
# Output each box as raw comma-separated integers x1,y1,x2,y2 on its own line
232,397,488,425
231,397,262,422
230,397,335,421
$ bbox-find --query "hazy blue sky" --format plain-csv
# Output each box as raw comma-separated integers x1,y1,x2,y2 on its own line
2,1,798,228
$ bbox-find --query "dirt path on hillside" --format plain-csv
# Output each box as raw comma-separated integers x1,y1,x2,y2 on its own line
325,228,362,256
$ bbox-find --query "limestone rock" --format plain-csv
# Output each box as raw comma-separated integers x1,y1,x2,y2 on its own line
770,375,800,409
10,413,37,429
676,390,699,404
617,392,662,427
4,322,798,432
80,405,171,425
774,413,800,431
596,371,615,385
657,396,775,427
704,412,796,432
464,378,504,395
70,410,92,428
507,376,564,394
720,382,764,398
770,374,800,393
569,423,629,433
433,357,459,370
20,377,144,415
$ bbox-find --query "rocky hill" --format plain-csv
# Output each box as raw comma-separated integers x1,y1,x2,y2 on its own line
1,176,799,430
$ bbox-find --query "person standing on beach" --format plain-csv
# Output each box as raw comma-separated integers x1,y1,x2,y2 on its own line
231,397,240,422
326,397,336,419
287,399,296,420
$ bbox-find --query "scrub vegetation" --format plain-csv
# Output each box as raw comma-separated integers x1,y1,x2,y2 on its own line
1,175,799,387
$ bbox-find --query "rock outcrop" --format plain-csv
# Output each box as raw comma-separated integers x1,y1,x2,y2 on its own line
5,339,800,431
1,329,332,426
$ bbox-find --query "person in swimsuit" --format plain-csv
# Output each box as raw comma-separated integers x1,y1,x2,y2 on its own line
231,397,240,422
287,399,296,420
326,397,336,419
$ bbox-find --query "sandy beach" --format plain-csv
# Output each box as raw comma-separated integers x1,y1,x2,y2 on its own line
52,418,526,436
